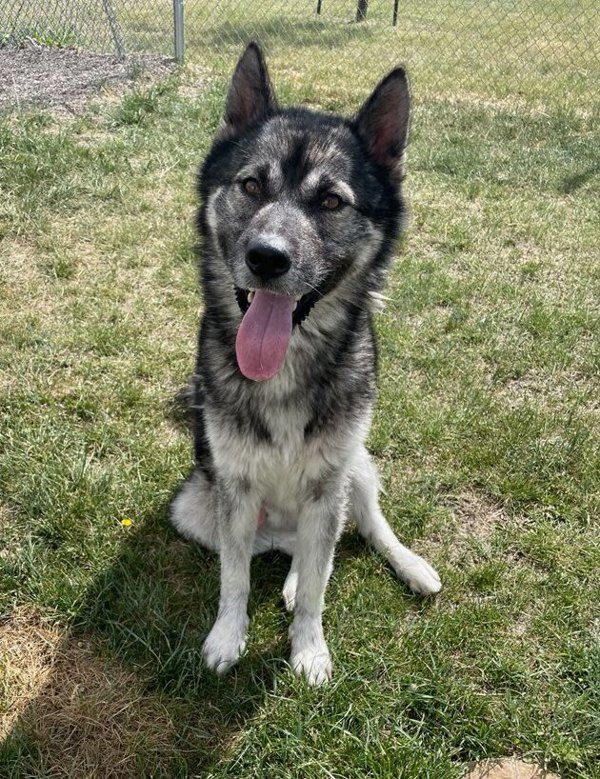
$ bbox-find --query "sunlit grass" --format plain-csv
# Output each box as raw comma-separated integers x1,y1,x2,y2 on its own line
1,10,599,777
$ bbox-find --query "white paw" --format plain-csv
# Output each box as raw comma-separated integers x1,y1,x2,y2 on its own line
397,553,442,596
289,616,332,685
291,646,332,686
202,614,248,675
282,570,298,612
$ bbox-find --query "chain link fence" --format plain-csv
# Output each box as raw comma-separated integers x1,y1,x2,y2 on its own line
2,1,599,98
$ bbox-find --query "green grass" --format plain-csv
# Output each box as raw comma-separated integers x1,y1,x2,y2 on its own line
0,25,79,49
1,11,599,778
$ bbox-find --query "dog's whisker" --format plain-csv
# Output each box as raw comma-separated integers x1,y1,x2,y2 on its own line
295,273,323,298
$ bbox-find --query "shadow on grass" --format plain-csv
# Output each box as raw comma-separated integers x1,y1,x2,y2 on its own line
0,393,295,775
559,163,599,194
0,390,435,776
0,495,298,776
0,499,436,775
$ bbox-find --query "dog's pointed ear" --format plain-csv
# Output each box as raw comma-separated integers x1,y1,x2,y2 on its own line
355,67,411,184
217,42,277,141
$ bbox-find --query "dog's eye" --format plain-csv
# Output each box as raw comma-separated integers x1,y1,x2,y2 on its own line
242,178,261,196
321,193,341,210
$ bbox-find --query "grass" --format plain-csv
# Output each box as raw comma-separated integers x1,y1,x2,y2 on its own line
0,26,79,49
1,5,599,777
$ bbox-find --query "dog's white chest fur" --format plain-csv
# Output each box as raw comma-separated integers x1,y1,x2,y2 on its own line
206,394,365,518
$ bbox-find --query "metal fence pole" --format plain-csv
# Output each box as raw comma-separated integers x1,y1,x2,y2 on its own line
173,0,185,62
102,0,125,59
356,0,368,22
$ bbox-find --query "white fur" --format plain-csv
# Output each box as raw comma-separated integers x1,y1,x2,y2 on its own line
171,437,441,685
171,280,441,684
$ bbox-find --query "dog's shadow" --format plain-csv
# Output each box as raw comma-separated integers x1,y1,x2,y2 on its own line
0,494,300,775
1,390,430,776
0,393,299,776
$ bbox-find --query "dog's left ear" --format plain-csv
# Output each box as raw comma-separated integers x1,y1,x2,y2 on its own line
217,42,277,141
356,68,411,184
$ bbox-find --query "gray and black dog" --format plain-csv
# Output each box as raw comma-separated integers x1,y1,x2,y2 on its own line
171,43,441,685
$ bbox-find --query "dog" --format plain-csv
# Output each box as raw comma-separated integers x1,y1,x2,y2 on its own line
171,42,441,685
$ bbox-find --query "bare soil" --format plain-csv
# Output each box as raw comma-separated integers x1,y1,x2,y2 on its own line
465,758,560,778
0,46,177,112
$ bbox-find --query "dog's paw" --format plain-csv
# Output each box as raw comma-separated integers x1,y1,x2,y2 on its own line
289,617,332,685
202,615,248,675
290,646,332,686
282,569,298,612
397,553,442,596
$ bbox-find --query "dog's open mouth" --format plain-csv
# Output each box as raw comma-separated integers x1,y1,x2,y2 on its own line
234,287,319,381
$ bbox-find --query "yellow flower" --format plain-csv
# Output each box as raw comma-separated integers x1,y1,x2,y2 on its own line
120,517,133,527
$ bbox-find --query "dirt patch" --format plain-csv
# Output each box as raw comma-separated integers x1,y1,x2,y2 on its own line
409,490,517,573
446,492,508,544
0,609,182,777
465,758,560,778
0,608,62,740
0,46,177,112
418,490,510,562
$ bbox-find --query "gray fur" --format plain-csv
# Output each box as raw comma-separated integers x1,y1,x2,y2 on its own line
171,43,441,685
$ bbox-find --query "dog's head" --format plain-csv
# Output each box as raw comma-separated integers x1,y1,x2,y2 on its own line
199,43,410,380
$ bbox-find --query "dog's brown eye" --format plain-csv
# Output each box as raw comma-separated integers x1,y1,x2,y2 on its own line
243,178,260,196
321,193,341,210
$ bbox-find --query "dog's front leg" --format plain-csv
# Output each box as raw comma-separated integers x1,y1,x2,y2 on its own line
289,480,347,685
202,480,259,675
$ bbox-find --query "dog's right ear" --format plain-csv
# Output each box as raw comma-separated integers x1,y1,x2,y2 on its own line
216,42,277,141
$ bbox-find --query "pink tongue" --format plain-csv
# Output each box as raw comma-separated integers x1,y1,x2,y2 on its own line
235,289,296,381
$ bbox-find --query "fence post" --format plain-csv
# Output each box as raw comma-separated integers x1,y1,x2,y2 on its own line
173,0,185,63
102,0,125,59
356,0,368,22
392,0,399,26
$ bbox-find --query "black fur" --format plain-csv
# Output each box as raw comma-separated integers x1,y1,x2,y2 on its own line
170,44,441,685
191,79,409,452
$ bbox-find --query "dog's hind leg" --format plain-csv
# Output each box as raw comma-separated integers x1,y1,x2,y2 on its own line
350,448,442,596
282,554,299,612
171,477,297,561
170,468,220,551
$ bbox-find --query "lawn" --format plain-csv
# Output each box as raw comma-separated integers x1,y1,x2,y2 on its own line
1,4,599,777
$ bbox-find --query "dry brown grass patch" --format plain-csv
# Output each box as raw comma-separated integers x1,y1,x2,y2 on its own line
1,610,183,778
0,608,63,741
419,491,512,564
446,492,509,544
24,642,178,777
464,757,560,779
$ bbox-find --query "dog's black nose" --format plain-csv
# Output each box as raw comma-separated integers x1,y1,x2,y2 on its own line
246,242,291,280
